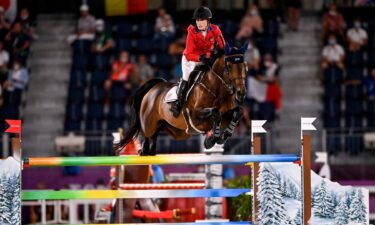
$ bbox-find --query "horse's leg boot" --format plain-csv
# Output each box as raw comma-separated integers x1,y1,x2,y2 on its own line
170,79,188,117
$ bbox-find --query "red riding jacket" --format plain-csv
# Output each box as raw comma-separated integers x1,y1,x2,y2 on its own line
183,24,225,62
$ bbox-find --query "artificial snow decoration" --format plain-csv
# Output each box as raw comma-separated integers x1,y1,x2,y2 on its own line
0,157,20,225
257,163,369,225
257,163,290,225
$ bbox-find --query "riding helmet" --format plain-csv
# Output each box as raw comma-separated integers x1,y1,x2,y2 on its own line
192,6,212,19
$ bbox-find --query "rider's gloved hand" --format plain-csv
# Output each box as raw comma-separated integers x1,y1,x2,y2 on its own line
199,54,210,66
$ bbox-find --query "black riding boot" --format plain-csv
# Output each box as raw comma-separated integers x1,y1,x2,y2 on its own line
171,79,189,117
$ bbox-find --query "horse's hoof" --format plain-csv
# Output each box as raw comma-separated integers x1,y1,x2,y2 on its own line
204,137,215,149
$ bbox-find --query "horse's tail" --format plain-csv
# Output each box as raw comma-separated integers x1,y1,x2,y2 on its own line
119,78,166,150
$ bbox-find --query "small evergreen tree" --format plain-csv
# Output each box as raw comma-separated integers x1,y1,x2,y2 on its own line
257,163,289,225
291,208,303,225
334,196,349,225
10,174,21,225
313,180,335,218
349,189,367,223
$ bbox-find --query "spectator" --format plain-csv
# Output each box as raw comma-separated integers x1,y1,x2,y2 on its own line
91,19,114,54
67,4,95,44
0,41,9,84
16,8,37,39
346,18,368,52
321,34,345,70
258,53,280,83
105,51,138,93
154,7,175,40
77,4,96,36
5,22,30,65
235,4,263,43
244,39,260,76
286,0,302,31
136,54,153,84
0,7,11,40
3,59,29,104
321,3,345,42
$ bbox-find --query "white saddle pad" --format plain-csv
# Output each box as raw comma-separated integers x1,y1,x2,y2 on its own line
164,86,178,103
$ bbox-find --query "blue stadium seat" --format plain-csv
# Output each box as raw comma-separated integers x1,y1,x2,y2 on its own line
66,103,83,121
88,85,105,103
367,99,375,115
153,35,172,52
326,135,341,155
150,53,173,68
345,98,364,115
369,33,375,50
260,36,278,54
135,38,153,53
323,97,341,116
116,38,133,52
87,103,104,119
91,70,108,85
70,70,87,88
345,50,364,67
114,22,134,37
345,134,363,155
137,21,153,37
72,54,89,70
1,105,19,119
324,83,341,98
64,118,81,132
106,118,124,131
323,115,341,128
367,115,375,128
110,82,127,102
345,115,363,128
85,119,103,131
345,67,364,80
72,40,92,55
264,19,279,37
258,102,275,121
345,84,363,99
91,53,110,70
67,87,85,103
219,20,238,36
84,137,102,155
367,50,375,66
324,66,343,84
108,102,126,119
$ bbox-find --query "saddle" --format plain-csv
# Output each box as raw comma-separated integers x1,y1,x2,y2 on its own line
163,65,208,103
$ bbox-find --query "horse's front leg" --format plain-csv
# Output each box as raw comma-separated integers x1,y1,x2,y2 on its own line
216,106,243,144
196,108,221,149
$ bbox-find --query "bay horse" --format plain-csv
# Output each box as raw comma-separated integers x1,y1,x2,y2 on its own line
119,42,248,155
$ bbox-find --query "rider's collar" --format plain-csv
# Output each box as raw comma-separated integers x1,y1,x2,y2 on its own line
194,25,213,33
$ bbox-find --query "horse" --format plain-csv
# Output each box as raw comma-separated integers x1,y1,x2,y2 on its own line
119,42,248,155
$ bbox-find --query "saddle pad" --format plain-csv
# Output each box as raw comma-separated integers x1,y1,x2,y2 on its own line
164,86,178,103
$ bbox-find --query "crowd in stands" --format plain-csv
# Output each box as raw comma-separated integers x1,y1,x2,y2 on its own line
0,7,33,131
321,3,375,154
65,2,282,148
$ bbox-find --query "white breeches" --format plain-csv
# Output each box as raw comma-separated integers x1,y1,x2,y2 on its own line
181,55,198,81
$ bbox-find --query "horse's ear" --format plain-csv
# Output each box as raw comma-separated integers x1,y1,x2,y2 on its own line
224,41,231,55
239,41,248,53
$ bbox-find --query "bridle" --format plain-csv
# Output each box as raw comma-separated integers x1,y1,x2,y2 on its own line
197,54,246,98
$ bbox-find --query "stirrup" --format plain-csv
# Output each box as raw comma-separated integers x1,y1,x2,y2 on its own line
171,101,181,117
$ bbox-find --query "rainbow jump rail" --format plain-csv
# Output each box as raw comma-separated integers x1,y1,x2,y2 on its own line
23,154,300,167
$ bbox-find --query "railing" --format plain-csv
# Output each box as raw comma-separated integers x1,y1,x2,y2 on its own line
322,127,375,155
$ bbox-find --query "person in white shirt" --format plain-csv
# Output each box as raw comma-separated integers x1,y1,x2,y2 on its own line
244,39,260,75
154,7,175,38
321,34,345,70
347,18,368,51
0,41,9,84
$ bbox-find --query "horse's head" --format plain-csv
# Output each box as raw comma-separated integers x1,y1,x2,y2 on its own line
223,42,248,103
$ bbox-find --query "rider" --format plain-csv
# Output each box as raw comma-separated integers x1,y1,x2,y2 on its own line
170,6,225,117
